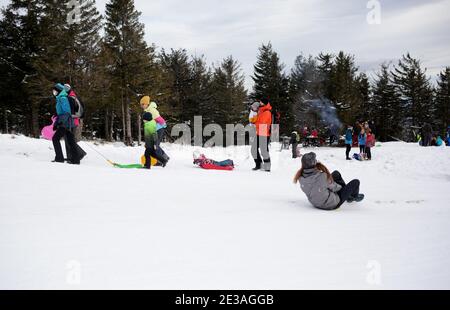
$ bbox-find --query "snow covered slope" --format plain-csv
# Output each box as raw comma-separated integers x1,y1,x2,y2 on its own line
0,134,449,289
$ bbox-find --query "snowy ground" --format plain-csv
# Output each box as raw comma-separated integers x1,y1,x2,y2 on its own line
0,134,449,289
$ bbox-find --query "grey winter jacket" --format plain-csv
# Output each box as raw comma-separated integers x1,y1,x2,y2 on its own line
299,168,342,210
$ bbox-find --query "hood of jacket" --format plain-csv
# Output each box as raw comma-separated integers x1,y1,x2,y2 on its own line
259,103,272,113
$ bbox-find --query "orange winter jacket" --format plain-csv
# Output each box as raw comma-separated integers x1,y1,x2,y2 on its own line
255,103,272,137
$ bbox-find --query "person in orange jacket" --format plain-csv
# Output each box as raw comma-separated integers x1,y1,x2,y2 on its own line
252,98,272,172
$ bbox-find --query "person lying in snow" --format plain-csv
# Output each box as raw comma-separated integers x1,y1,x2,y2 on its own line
193,151,234,171
293,152,364,211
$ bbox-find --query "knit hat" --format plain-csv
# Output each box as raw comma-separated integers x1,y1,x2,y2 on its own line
140,96,151,106
260,98,269,105
302,152,317,169
251,102,260,111
142,112,153,121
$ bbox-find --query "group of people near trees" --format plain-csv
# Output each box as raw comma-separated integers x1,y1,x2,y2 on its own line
49,87,445,212
419,123,448,147
345,121,376,161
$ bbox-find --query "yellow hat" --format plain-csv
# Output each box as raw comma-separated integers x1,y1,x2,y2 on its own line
140,96,150,106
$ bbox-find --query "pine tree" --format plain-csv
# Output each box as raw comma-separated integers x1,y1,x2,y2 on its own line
289,54,322,128
392,53,433,128
1,0,60,136
317,52,334,99
435,67,450,137
0,5,29,133
104,0,152,145
188,55,212,123
354,72,371,121
159,48,193,124
329,51,361,125
210,56,247,127
371,64,402,141
251,42,292,134
64,0,103,140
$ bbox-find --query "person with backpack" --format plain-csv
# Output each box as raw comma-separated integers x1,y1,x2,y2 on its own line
345,124,353,160
252,98,272,172
64,84,86,163
142,112,168,169
140,96,170,164
293,152,364,211
51,83,79,164
365,129,376,160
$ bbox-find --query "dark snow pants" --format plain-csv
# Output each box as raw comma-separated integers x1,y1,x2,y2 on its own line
292,143,298,158
155,128,169,160
65,132,86,162
332,171,360,208
53,127,79,164
144,140,166,169
365,146,372,160
346,144,352,159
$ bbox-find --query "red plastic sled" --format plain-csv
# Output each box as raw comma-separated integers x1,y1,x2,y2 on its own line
198,163,234,171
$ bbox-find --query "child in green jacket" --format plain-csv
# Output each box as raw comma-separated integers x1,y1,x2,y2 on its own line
143,112,167,169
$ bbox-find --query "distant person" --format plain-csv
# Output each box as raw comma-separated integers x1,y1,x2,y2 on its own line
446,126,450,146
293,152,364,211
252,98,272,172
358,129,367,157
365,129,376,160
290,131,300,159
51,83,79,164
63,84,86,163
421,123,433,147
345,124,353,160
142,112,168,169
140,96,170,163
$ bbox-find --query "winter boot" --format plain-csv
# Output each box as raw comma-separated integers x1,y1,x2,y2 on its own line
262,161,271,172
353,194,365,202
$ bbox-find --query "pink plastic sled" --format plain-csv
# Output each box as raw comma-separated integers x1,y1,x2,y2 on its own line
41,116,57,140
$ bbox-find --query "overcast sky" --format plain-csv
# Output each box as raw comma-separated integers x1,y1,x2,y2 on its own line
2,0,449,88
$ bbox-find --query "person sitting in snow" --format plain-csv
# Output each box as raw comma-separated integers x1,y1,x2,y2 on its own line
293,152,364,211
142,112,168,169
193,151,234,170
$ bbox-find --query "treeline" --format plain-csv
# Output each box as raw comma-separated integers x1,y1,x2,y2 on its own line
0,0,449,143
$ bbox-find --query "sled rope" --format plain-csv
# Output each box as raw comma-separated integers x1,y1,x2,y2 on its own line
81,141,116,166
